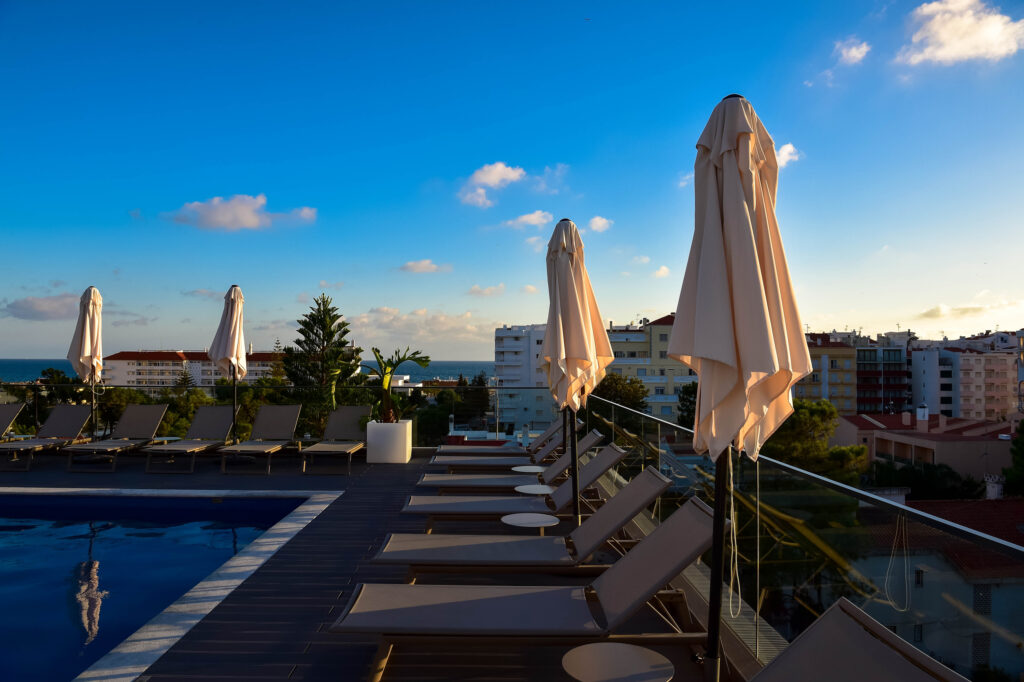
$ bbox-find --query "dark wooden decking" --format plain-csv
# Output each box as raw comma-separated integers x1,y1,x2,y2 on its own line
2,452,704,681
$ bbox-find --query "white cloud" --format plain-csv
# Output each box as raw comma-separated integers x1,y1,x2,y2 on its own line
588,216,613,233
296,292,310,303
620,271,631,277
652,265,671,278
897,0,1024,65
525,236,545,252
521,284,538,294
348,307,498,353
166,194,316,231
467,283,505,297
504,210,554,229
182,288,223,300
631,255,650,265
0,293,79,320
835,37,872,64
677,172,694,188
319,280,344,290
459,162,526,208
400,259,452,273
534,163,570,194
776,143,801,168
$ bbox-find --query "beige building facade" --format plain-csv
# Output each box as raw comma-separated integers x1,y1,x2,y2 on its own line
606,314,696,421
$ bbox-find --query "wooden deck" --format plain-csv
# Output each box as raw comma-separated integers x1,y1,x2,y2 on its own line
2,452,705,681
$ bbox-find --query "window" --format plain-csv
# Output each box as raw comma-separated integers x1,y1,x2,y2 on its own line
654,387,665,395
637,369,647,377
914,569,924,587
830,359,838,369
913,624,923,643
659,333,668,342
536,339,542,345
660,406,673,416
844,359,851,370
659,350,668,359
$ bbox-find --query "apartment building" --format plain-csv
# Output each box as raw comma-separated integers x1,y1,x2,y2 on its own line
909,348,961,417
493,324,556,430
795,333,857,415
104,349,283,389
606,313,697,421
855,345,911,414
958,350,1017,421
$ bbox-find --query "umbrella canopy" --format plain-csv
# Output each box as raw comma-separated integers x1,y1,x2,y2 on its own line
67,286,103,383
209,285,248,380
540,219,613,411
668,96,811,461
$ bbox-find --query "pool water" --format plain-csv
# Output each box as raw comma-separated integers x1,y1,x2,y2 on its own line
0,494,302,681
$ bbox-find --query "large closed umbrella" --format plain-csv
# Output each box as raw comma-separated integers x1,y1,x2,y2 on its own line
209,285,247,442
667,95,811,681
540,218,613,526
68,286,103,440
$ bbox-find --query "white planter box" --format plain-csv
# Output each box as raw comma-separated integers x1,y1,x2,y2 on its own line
366,419,412,464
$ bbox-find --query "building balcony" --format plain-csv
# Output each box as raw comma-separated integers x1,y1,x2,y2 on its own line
611,358,651,365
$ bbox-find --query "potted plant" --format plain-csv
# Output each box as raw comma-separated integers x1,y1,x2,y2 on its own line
365,347,430,463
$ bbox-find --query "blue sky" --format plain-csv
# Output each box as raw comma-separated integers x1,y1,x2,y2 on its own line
2,0,1024,359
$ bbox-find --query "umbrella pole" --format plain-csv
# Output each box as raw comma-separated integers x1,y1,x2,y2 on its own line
90,373,97,441
569,407,581,527
232,365,238,444
704,445,731,682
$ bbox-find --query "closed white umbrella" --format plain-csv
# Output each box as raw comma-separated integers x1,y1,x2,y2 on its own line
667,95,811,681
209,285,247,442
68,286,102,439
540,218,614,525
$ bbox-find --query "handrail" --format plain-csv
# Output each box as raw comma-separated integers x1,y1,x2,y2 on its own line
589,395,1024,560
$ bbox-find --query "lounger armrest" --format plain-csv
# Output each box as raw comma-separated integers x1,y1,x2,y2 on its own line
330,584,365,632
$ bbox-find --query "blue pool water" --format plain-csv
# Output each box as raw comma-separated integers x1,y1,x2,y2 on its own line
0,494,302,681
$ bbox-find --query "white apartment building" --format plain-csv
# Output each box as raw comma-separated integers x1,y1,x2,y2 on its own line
103,348,283,389
910,348,961,417
493,324,557,431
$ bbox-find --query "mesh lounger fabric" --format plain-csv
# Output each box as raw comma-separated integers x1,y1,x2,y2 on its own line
0,404,24,435
430,434,563,468
0,405,92,451
403,444,628,517
378,467,671,567
334,492,714,637
66,404,168,453
143,405,234,453
751,597,969,682
220,404,300,454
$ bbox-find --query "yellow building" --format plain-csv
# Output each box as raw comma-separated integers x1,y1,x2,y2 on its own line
606,314,696,421
794,333,858,415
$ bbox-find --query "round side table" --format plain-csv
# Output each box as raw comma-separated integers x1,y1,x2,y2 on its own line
511,465,545,473
500,512,559,536
562,642,674,682
514,483,556,495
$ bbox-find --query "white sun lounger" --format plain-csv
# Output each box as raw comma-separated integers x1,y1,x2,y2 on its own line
418,430,604,492
378,467,674,577
142,405,236,473
403,444,629,528
0,404,92,471
65,404,169,472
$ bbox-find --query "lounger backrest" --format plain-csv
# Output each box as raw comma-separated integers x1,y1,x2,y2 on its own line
526,421,560,451
752,597,968,682
569,467,671,560
323,406,371,441
111,404,168,439
529,432,563,463
37,404,92,439
541,430,604,484
550,443,628,511
590,497,714,630
250,404,301,441
185,405,235,440
0,403,24,433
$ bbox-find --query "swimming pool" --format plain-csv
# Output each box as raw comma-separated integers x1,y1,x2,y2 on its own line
0,491,308,682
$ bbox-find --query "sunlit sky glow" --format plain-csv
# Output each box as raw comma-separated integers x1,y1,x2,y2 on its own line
2,1,1024,359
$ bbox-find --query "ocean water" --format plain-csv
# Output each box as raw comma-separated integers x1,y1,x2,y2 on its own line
0,358,493,384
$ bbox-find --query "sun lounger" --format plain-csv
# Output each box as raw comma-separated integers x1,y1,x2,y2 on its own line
300,405,370,475
0,403,24,441
0,404,92,471
219,404,301,474
750,597,968,682
403,443,629,529
418,430,604,492
331,493,715,680
65,404,168,472
379,466,673,577
141,405,236,473
434,419,581,456
429,432,564,471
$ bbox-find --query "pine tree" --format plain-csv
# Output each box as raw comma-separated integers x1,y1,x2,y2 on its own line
282,294,362,429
